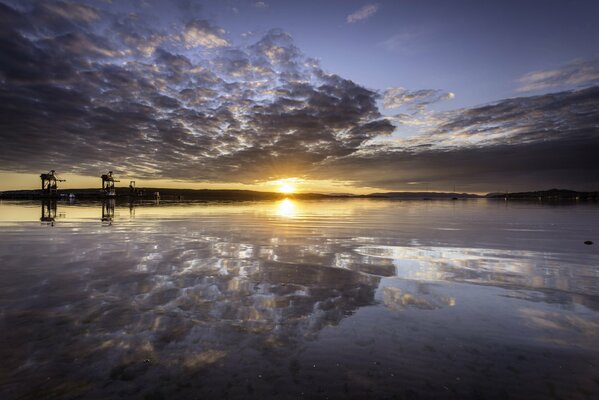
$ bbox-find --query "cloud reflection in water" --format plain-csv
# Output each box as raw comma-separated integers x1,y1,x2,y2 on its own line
1,199,598,399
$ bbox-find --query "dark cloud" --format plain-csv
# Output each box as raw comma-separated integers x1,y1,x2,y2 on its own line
28,1,101,34
40,31,122,58
434,86,599,146
316,136,599,192
0,1,392,184
316,86,599,192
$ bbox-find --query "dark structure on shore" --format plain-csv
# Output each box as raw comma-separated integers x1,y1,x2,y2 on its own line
101,171,119,197
129,180,146,197
40,170,65,196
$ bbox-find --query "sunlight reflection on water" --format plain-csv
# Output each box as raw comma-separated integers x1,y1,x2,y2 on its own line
275,198,297,218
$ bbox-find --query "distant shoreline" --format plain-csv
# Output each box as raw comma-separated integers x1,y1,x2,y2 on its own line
0,188,597,201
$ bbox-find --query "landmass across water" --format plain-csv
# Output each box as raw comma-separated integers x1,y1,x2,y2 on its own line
0,187,597,201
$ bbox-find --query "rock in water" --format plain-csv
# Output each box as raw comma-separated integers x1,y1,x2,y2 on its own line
584,240,593,245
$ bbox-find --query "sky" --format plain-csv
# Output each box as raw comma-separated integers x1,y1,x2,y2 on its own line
0,0,598,194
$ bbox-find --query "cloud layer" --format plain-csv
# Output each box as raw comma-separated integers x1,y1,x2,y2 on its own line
320,87,599,192
518,56,599,92
383,87,455,110
0,0,393,183
0,0,598,192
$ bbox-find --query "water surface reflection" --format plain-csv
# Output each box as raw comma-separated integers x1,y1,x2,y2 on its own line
0,199,598,399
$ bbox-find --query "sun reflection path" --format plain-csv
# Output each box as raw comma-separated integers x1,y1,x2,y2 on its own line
276,198,297,218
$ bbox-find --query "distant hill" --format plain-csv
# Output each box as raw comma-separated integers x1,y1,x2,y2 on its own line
366,191,480,199
0,187,335,201
485,189,599,200
0,187,482,201
4,187,595,201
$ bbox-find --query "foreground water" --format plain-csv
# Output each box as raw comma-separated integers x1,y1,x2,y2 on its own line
0,199,598,399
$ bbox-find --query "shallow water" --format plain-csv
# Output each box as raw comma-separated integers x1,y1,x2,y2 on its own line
0,198,598,399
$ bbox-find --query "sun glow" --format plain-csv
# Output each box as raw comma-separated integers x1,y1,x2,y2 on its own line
272,178,300,194
279,183,295,194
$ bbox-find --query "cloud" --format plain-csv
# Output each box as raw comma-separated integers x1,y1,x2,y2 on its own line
0,2,392,184
43,31,124,58
253,1,268,9
40,1,101,23
315,134,599,192
518,56,599,92
383,87,455,110
346,4,379,24
0,0,597,192
314,86,599,192
183,19,230,48
119,32,169,57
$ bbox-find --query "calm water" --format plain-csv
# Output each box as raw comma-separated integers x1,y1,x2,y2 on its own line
1,199,598,399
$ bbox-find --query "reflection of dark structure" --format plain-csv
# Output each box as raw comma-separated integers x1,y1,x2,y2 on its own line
101,199,115,225
101,171,119,197
40,170,65,196
40,200,57,225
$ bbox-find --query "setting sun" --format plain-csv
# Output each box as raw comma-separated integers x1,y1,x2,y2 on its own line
272,178,301,194
279,183,295,194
